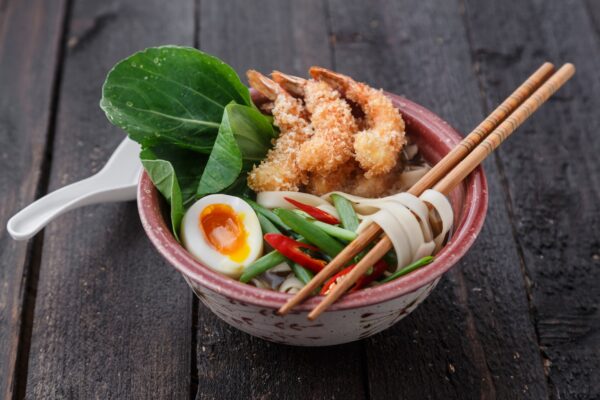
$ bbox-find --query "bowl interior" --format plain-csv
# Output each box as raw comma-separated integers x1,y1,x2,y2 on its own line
137,93,488,312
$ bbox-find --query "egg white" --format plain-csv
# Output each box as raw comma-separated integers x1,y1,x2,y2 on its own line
181,194,263,278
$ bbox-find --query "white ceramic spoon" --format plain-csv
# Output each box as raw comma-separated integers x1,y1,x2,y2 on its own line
7,138,142,241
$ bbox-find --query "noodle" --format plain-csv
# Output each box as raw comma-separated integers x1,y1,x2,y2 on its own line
257,188,453,273
252,142,453,289
279,274,304,294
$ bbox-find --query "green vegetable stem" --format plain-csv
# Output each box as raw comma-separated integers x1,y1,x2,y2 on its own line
380,256,435,283
274,208,344,257
245,198,290,231
256,213,280,236
290,210,357,242
239,251,287,283
291,263,314,285
330,193,359,232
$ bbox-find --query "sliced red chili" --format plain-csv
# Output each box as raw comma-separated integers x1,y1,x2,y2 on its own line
351,259,389,292
320,265,355,295
320,259,389,295
284,197,340,225
264,233,326,273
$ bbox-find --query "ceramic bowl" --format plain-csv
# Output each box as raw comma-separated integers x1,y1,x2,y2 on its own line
137,92,488,346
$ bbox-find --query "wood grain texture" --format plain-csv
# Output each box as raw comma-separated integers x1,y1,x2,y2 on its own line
463,0,600,398
23,0,195,398
195,2,365,399
0,0,67,398
1,0,594,399
196,311,366,400
328,0,549,398
199,0,332,78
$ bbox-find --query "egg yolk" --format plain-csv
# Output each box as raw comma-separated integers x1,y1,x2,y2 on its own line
199,204,250,263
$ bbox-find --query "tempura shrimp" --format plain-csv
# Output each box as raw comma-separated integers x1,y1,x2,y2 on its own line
304,162,359,195
246,70,312,192
309,67,406,178
272,71,358,174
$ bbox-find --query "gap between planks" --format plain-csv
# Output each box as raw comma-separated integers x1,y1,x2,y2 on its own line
11,0,74,398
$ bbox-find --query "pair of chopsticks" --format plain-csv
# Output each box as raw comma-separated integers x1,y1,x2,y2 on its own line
279,62,575,320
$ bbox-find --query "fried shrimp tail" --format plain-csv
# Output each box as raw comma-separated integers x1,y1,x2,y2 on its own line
310,67,406,177
272,71,358,174
272,70,305,97
246,70,311,192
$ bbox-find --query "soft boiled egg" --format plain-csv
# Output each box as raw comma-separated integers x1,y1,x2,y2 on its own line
181,194,263,278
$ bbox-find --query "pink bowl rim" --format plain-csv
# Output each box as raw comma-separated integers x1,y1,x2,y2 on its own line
137,93,488,312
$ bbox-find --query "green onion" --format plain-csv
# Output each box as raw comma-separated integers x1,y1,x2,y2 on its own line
291,209,312,219
311,220,357,241
239,251,286,283
274,208,344,257
331,193,359,232
256,212,280,235
291,263,314,285
379,256,434,283
291,210,357,242
245,198,290,231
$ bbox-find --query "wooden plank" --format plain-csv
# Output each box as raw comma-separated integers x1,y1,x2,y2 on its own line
0,0,67,398
328,0,549,398
463,0,600,398
200,0,332,76
195,1,366,399
584,0,600,39
23,0,196,398
196,311,367,400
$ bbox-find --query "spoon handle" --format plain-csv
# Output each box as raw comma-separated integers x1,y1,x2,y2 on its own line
7,172,139,241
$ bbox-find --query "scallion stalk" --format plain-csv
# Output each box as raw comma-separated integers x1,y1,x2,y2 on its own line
256,212,280,235
379,256,434,283
311,220,357,242
330,193,359,232
291,263,314,285
245,197,290,231
291,210,357,242
274,208,344,257
239,251,286,283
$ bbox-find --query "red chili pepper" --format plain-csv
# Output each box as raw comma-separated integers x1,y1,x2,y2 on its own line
320,265,355,295
320,259,389,295
264,233,326,273
352,259,389,292
284,197,340,225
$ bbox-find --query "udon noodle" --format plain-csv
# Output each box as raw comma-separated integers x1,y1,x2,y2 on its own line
250,144,454,293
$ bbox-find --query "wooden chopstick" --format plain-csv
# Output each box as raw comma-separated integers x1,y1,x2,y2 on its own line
277,62,555,316
307,63,575,320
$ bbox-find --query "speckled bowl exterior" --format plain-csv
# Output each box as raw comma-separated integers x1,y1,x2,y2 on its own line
137,93,488,346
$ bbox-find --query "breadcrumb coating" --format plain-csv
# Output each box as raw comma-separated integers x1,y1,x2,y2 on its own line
246,67,407,196
246,71,312,192
297,80,357,173
310,67,406,178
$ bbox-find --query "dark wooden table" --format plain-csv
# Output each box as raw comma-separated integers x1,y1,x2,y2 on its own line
1,0,598,398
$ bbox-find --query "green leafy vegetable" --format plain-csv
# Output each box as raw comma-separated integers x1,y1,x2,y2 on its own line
101,46,277,239
101,46,252,152
140,146,207,238
197,103,275,195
